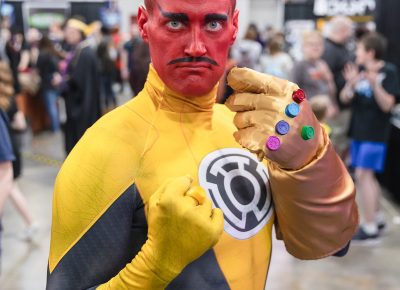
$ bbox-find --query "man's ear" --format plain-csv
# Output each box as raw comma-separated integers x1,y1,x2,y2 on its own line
230,9,239,45
137,6,149,42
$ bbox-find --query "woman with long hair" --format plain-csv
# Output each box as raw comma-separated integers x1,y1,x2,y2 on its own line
37,35,62,132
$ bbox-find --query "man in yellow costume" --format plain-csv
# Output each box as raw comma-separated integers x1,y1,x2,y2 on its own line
47,0,358,289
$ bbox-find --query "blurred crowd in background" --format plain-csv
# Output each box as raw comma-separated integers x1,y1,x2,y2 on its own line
0,0,400,270
0,14,152,153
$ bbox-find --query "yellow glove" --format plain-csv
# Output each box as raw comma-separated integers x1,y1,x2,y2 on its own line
225,67,323,170
98,176,224,289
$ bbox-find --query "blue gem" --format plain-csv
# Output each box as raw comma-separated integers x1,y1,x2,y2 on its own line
285,103,300,118
275,120,290,135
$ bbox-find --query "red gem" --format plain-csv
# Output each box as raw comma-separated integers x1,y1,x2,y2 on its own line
292,89,306,103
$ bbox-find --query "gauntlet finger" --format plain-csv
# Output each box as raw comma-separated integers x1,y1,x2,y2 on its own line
227,67,297,95
226,92,290,112
233,127,269,153
234,110,275,130
225,93,257,112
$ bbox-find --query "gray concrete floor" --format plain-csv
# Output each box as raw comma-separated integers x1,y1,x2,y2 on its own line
1,106,400,289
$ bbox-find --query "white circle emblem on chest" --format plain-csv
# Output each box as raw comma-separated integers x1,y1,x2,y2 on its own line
199,148,273,240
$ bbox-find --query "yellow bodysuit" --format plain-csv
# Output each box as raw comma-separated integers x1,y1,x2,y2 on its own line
47,65,358,290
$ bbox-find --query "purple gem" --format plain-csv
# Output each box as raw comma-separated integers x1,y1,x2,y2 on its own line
266,136,281,151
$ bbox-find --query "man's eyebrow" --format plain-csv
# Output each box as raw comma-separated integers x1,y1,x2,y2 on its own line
205,13,228,22
157,3,189,22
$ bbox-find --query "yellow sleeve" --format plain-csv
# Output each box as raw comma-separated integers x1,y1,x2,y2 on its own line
48,104,171,289
96,250,169,290
268,130,359,260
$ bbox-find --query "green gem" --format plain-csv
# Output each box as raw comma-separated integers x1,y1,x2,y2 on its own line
301,126,314,140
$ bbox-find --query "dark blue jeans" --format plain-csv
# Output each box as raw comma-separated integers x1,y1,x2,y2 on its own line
43,89,60,132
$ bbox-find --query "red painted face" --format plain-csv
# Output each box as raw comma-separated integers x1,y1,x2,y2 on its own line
138,0,239,96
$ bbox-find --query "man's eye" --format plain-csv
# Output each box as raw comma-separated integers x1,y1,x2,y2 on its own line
206,21,222,31
166,20,184,30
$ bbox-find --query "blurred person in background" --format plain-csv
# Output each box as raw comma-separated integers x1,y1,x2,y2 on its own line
18,27,41,72
259,25,275,50
0,29,9,61
129,37,150,96
322,16,354,107
340,32,400,242
260,33,293,80
121,23,139,93
291,31,337,115
60,17,101,154
37,36,62,132
322,16,354,159
0,59,37,252
247,23,265,48
112,28,124,93
0,55,15,260
121,23,140,85
4,29,23,95
17,28,47,133
381,103,400,204
121,23,150,96
85,21,103,50
97,31,118,112
0,103,14,266
231,23,262,70
310,95,333,137
5,101,37,242
354,24,370,42
48,21,65,51
0,55,37,241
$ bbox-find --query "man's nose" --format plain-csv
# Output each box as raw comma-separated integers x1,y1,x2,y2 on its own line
184,28,207,57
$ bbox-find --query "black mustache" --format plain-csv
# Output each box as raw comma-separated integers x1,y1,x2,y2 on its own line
168,57,219,66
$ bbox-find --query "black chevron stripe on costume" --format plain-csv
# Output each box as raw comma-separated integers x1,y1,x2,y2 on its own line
47,184,147,290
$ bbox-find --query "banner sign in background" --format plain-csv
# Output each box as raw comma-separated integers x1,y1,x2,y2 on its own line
314,0,376,16
22,2,69,32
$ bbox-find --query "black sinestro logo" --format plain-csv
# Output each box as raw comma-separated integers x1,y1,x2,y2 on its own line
199,149,273,240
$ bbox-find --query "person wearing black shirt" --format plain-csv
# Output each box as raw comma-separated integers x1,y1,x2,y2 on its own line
341,32,400,243
322,16,354,159
61,18,102,154
323,16,354,108
37,36,62,132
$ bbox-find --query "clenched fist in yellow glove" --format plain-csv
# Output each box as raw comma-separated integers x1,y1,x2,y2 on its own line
98,176,224,290
225,67,323,170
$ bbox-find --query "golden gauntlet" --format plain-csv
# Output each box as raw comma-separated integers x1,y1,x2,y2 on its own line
226,67,322,170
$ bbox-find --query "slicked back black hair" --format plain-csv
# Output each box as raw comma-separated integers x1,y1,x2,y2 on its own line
144,0,237,14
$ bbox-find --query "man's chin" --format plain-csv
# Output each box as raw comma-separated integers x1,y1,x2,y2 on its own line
173,84,217,97
166,75,220,97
